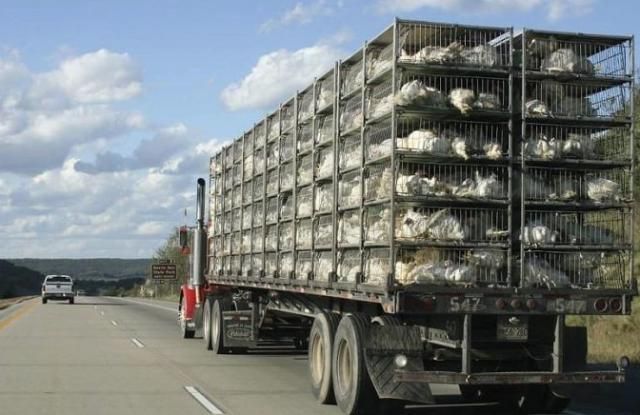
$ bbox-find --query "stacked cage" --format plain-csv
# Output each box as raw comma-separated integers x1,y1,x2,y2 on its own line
208,19,634,295
337,20,514,290
516,30,634,290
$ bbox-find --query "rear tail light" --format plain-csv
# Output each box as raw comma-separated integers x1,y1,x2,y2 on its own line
594,298,608,313
526,299,537,310
609,298,622,313
495,298,507,310
510,299,522,309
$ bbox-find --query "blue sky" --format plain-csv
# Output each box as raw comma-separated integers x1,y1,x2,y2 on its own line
0,0,636,257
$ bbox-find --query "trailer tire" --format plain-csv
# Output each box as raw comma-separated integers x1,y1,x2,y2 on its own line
332,313,379,415
179,295,195,339
203,298,213,350
69,298,74,305
308,312,340,404
42,298,47,304
211,298,229,354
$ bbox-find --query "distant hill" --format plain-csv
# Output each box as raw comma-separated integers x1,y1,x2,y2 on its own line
0,259,44,298
6,258,151,281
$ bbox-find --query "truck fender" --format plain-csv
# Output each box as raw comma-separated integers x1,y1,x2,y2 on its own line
180,284,197,321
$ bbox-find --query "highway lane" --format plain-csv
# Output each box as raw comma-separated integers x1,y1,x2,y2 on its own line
0,296,635,415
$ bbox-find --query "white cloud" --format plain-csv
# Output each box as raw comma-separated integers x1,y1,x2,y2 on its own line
375,0,594,20
41,49,142,103
74,123,192,174
220,42,342,111
260,0,336,32
0,47,216,258
547,0,594,20
0,50,145,175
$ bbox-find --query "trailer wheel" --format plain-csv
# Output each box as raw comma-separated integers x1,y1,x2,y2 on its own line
332,313,379,415
203,298,213,350
179,295,195,339
308,312,340,404
42,298,47,304
211,298,229,354
69,298,74,305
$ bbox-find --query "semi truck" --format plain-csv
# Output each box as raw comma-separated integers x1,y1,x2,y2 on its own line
178,19,636,414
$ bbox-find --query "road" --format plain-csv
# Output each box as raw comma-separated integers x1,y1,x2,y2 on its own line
0,296,636,415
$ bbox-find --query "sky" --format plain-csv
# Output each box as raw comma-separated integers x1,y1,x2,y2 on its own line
0,0,637,258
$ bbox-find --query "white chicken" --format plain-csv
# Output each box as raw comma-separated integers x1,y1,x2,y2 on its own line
586,178,621,202
549,176,578,201
449,88,476,114
396,173,423,195
368,138,392,159
541,48,595,75
523,135,560,160
451,135,473,160
369,94,394,119
461,44,498,67
523,258,570,288
473,92,501,110
338,212,360,245
483,142,503,160
526,99,552,117
521,223,559,246
395,81,447,107
316,86,333,110
474,171,503,199
366,208,390,242
562,133,596,159
403,129,450,154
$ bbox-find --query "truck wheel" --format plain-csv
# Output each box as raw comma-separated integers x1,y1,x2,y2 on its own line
179,295,195,339
211,299,229,354
42,298,47,304
332,313,379,415
308,312,340,404
69,298,74,305
203,298,213,350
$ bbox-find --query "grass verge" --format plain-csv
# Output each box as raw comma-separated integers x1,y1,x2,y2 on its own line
567,296,640,363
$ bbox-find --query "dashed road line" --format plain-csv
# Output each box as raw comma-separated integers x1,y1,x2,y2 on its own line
184,386,224,414
130,338,144,348
111,320,118,326
111,297,177,312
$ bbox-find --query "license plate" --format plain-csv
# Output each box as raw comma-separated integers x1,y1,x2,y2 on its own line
497,316,529,341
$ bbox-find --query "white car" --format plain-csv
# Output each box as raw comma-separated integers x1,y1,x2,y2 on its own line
42,275,75,304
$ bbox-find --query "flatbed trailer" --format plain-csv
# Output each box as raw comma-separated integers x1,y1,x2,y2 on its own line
179,19,636,415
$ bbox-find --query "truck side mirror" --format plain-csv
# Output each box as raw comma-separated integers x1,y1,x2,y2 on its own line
178,226,188,248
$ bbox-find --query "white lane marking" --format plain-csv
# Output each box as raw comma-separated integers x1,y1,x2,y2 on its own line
112,297,177,312
111,320,118,326
184,386,224,414
100,311,105,316
130,338,144,348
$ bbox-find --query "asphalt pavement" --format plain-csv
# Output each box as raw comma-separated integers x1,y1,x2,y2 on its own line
0,296,635,415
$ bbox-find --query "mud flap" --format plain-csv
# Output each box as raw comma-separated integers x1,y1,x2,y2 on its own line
364,325,434,404
222,310,257,348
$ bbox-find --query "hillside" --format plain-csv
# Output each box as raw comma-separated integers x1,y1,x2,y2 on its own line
0,259,44,298
6,258,150,281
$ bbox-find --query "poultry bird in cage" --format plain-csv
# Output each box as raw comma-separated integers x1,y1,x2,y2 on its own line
461,44,499,67
473,92,502,110
521,223,560,246
400,128,450,154
523,257,571,288
562,133,596,159
524,134,560,160
542,48,595,75
449,88,476,114
586,177,622,202
526,99,552,116
395,80,447,107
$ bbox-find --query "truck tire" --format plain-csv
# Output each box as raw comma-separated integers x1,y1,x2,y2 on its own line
42,298,47,304
211,298,229,354
179,295,195,339
332,313,379,415
309,312,340,404
69,298,74,305
203,298,213,350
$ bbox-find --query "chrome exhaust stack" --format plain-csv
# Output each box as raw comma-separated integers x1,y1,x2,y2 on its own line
192,178,206,304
